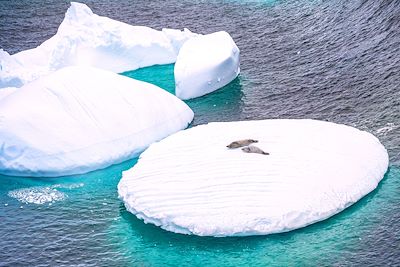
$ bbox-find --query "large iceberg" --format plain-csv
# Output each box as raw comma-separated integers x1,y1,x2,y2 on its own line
118,119,388,237
174,31,240,100
0,2,198,88
0,66,194,177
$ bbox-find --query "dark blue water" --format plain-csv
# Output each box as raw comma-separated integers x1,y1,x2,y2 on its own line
1,0,399,266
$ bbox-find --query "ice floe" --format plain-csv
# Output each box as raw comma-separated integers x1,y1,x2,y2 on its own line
174,31,240,100
0,66,193,177
118,119,389,237
0,2,198,88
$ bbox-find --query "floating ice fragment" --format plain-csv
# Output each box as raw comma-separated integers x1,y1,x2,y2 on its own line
174,31,240,100
0,66,193,177
118,119,389,237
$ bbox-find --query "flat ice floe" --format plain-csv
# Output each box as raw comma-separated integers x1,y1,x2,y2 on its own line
0,2,198,88
174,31,240,100
0,66,193,177
118,119,389,237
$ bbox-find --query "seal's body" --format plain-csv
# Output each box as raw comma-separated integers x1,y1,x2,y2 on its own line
227,139,258,149
241,145,269,155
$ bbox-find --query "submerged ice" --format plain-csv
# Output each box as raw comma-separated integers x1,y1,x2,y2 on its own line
0,66,193,177
118,119,389,237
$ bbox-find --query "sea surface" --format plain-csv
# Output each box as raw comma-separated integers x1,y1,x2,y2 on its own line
0,0,399,266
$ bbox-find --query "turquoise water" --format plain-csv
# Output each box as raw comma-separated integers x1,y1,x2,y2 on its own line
123,65,246,126
1,64,399,265
1,159,398,266
1,0,400,265
122,64,176,95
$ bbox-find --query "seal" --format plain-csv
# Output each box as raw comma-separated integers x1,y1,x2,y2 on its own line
227,139,258,149
241,145,269,155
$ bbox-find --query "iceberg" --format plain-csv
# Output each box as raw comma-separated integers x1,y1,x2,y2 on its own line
0,66,194,177
174,31,240,100
0,2,198,88
118,119,389,237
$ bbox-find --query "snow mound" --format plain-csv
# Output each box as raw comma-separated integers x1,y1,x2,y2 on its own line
118,119,389,237
0,2,198,88
174,31,240,100
0,66,193,177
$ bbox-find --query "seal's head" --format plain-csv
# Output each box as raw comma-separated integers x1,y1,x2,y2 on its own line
241,146,251,152
227,139,258,149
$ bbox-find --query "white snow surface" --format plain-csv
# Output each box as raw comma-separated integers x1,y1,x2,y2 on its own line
174,31,240,100
0,2,198,88
118,119,389,237
0,66,193,177
0,87,17,101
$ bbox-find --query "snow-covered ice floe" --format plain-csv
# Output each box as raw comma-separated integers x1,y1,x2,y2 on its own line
174,31,240,100
0,2,198,88
0,66,193,177
118,119,389,237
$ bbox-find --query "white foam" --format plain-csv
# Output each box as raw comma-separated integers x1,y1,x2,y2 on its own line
52,183,85,190
174,31,240,100
376,123,396,136
118,119,389,236
0,2,198,88
0,66,193,177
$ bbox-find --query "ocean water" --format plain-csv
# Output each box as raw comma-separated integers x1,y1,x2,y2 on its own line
1,0,400,266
